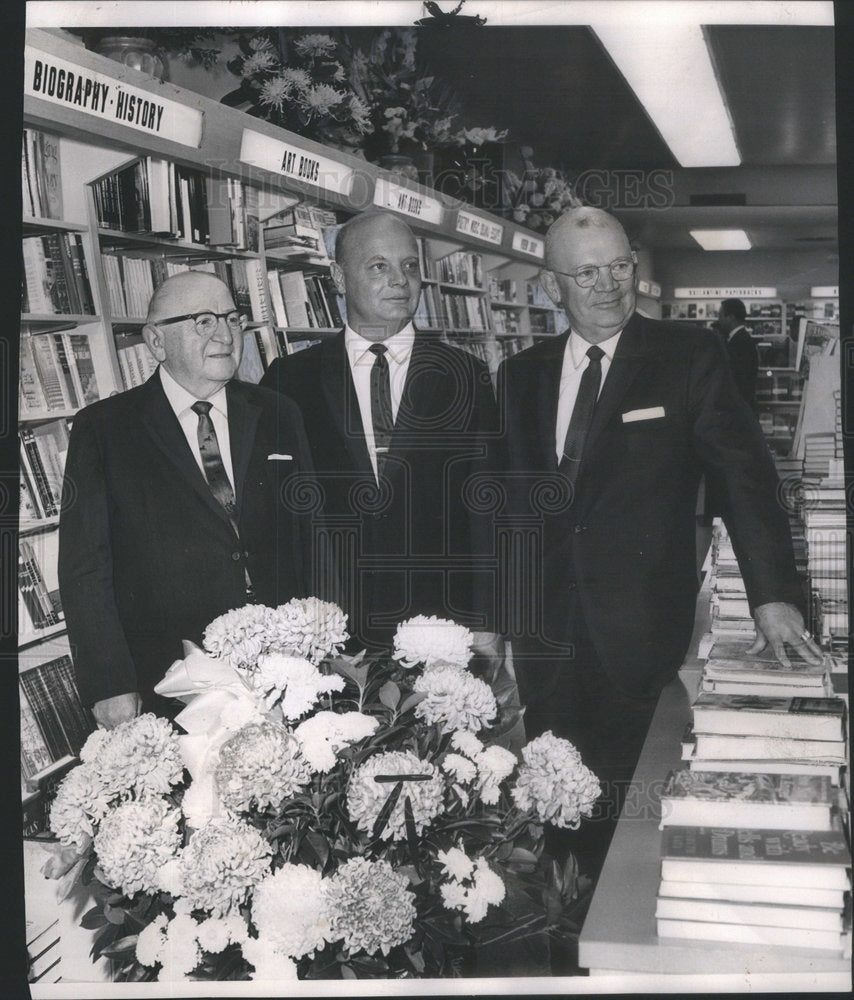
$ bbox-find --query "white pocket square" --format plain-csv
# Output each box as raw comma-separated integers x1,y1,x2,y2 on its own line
622,406,666,423
267,453,293,461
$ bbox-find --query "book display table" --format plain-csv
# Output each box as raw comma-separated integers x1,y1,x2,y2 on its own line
578,607,851,988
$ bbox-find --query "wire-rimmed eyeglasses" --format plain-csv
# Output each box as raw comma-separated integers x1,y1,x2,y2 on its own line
549,253,638,288
154,310,247,336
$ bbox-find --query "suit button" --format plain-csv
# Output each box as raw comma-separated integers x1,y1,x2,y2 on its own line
567,581,577,591
231,551,241,561
573,524,586,533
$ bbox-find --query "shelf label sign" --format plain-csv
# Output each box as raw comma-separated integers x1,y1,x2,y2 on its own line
810,286,838,297
240,129,355,198
455,209,503,246
674,287,777,298
373,178,443,225
25,46,203,147
637,279,662,299
511,230,545,259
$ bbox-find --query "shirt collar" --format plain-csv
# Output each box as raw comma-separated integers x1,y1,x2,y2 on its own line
727,324,746,341
159,365,228,418
345,323,416,367
565,327,622,373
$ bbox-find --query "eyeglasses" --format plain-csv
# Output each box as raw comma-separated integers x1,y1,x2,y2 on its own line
550,254,638,288
154,310,247,336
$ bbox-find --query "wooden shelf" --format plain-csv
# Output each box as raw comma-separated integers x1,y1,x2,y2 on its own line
97,228,261,261
19,408,77,423
23,215,89,235
21,314,99,334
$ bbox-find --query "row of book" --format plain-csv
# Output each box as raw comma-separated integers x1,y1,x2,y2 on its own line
20,329,104,414
19,533,62,634
263,204,335,266
414,285,443,330
267,268,342,329
22,128,63,220
436,249,484,288
442,291,490,331
663,300,784,321
658,629,850,953
491,306,523,334
114,332,159,390
22,231,95,316
19,651,93,784
20,419,68,522
488,276,517,303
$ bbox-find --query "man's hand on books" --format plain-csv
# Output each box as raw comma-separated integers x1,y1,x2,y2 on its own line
92,691,142,729
749,602,825,666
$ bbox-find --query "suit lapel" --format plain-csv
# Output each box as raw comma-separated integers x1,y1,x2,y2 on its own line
321,334,374,477
136,371,233,527
390,333,443,450
580,312,654,477
226,381,261,514
537,331,570,471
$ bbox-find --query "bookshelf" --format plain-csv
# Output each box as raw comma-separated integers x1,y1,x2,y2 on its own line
18,27,561,842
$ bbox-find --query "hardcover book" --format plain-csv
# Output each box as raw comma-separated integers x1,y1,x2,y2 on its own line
656,918,844,952
655,895,844,931
659,770,837,831
691,693,845,741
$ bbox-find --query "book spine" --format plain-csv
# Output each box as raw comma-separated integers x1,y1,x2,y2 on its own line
19,688,54,777
48,335,80,410
29,334,70,410
37,131,64,220
19,668,67,760
19,538,60,627
66,333,101,406
19,335,48,412
68,234,95,314
20,429,58,516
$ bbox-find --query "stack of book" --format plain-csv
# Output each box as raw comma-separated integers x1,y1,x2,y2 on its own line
263,204,334,265
696,637,830,700
707,524,754,640
802,431,836,480
804,457,848,654
266,269,342,329
20,419,68,520
22,128,63,219
18,534,63,634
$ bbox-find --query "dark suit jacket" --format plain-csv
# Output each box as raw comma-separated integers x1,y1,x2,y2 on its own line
497,313,802,699
58,371,316,709
261,333,498,646
725,326,759,406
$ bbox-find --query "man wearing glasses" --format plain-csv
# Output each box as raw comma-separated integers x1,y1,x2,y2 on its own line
497,207,820,878
59,271,316,727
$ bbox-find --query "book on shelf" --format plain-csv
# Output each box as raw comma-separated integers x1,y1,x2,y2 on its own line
207,176,260,252
19,419,68,518
657,879,845,909
263,204,334,265
658,769,837,831
656,918,845,952
414,285,443,329
19,654,94,762
22,231,94,316
691,693,845,742
488,276,517,303
437,249,483,287
659,824,852,890
22,128,64,219
655,895,845,932
19,689,54,780
115,333,158,389
18,533,62,632
441,291,489,331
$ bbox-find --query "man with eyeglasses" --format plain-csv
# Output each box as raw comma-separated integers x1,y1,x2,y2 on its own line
497,207,820,881
59,271,317,727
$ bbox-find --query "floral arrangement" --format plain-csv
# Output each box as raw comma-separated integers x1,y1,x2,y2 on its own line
43,599,600,982
503,147,582,233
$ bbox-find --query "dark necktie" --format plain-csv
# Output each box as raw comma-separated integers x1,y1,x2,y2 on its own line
369,343,394,476
559,344,605,486
192,400,236,516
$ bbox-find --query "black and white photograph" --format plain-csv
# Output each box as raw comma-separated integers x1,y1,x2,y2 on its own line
8,0,851,995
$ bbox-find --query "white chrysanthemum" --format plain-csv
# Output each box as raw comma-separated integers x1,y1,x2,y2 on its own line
393,615,473,670
437,846,474,882
177,816,273,917
348,94,373,134
91,714,184,798
440,857,505,924
294,710,378,772
268,598,349,664
203,604,276,669
450,730,484,758
197,914,247,953
136,914,168,967
511,732,601,830
280,67,312,91
441,753,477,784
242,937,299,981
252,864,332,958
414,665,497,734
94,797,182,897
303,84,345,116
158,913,201,978
325,857,415,956
250,652,344,720
347,750,445,842
293,33,336,58
78,727,110,763
214,721,311,812
259,76,292,110
49,763,111,851
476,745,517,805
240,50,277,77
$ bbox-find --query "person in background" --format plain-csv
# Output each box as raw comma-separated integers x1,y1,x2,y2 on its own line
59,271,317,727
717,297,759,407
497,207,822,879
261,210,502,665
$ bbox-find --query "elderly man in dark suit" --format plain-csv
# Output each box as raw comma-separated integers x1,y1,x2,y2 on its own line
59,271,317,728
261,211,500,659
497,207,822,872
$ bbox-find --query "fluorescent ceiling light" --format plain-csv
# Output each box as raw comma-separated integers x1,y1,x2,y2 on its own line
592,23,740,167
690,229,752,250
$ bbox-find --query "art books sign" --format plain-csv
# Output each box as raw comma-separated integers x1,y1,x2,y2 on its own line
240,128,356,199
25,46,203,148
373,178,444,225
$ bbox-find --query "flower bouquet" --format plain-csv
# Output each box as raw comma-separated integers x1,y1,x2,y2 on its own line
44,598,600,982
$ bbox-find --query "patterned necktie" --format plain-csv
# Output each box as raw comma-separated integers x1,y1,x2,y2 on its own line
192,400,236,516
559,344,605,486
369,343,394,476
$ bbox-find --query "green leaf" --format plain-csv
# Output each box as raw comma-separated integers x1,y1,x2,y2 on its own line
378,680,401,710
398,691,427,715
341,964,357,980
80,905,107,930
509,847,540,866
103,903,128,926
304,830,331,870
99,934,139,959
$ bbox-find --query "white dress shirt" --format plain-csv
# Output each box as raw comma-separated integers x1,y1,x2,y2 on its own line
555,329,622,463
345,323,416,479
159,366,235,490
